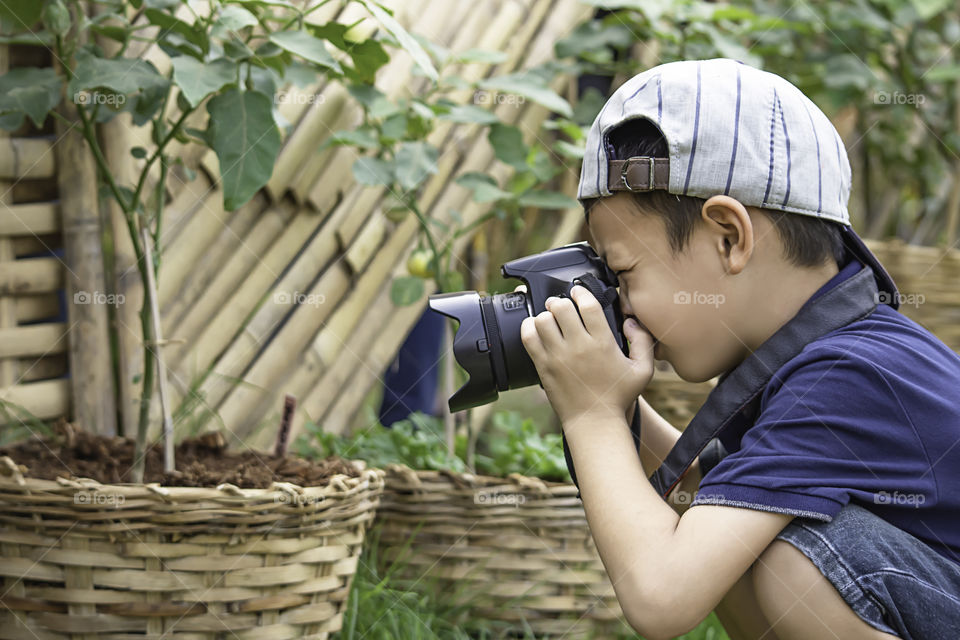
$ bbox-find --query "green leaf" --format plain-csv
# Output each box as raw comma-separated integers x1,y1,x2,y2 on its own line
488,123,527,171
925,64,960,83
554,139,585,160
909,0,952,20
436,103,498,125
68,52,169,102
478,73,572,117
217,5,258,31
516,190,578,210
0,0,44,28
0,67,61,130
144,8,208,54
326,128,379,149
344,39,390,84
172,56,236,107
269,30,342,73
394,142,439,190
390,276,424,306
455,172,514,203
355,0,438,82
353,156,394,186
205,88,281,211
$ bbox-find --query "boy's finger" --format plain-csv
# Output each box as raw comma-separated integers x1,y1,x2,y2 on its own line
623,317,656,362
544,297,583,338
569,285,610,339
520,316,546,360
533,309,564,348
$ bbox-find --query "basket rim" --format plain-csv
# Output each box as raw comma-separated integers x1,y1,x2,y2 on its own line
0,454,385,501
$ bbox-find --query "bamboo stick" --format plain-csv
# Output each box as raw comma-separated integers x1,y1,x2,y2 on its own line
100,112,143,440
0,139,56,180
0,45,17,392
0,379,69,424
55,97,117,436
0,203,60,236
140,226,175,472
157,192,265,312
0,324,68,358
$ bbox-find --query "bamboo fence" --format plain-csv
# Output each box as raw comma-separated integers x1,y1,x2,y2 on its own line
78,0,596,450
0,41,113,433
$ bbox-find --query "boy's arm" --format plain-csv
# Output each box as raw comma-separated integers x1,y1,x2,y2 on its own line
565,413,792,640
630,394,702,514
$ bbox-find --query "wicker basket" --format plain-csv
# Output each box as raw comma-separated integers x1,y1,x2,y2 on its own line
0,456,384,639
375,463,632,639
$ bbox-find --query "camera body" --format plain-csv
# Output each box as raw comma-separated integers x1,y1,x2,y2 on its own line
429,241,628,412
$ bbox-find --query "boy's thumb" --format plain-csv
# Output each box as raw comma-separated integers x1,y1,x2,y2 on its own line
623,317,655,359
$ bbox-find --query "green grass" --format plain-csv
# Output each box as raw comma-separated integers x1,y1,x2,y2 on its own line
334,524,731,640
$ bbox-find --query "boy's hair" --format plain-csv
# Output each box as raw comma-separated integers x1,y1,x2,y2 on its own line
582,118,846,268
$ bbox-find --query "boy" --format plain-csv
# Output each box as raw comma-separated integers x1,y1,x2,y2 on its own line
519,58,960,640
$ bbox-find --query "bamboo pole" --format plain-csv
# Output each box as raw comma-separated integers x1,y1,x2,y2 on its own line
0,379,70,424
0,139,56,180
55,100,117,436
99,112,144,440
0,45,17,392
140,226,174,472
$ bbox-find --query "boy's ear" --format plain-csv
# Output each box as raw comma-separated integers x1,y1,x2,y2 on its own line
700,195,754,275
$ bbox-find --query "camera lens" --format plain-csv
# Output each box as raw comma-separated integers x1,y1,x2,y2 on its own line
428,289,538,412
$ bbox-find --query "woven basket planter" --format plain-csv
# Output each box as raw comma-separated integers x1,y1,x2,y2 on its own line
375,463,632,639
0,456,384,639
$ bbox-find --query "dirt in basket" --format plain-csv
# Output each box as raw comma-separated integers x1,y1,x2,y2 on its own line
0,419,361,488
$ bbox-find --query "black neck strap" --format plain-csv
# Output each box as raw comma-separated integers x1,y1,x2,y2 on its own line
563,265,883,500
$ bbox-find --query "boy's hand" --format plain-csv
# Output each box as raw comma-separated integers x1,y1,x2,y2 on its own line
519,284,655,429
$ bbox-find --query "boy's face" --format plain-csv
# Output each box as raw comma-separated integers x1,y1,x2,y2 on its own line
587,193,751,382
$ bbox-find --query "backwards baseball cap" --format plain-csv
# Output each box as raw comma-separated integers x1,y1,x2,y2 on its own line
578,58,899,309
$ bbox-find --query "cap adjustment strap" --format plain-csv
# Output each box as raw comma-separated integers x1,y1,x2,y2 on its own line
608,156,670,192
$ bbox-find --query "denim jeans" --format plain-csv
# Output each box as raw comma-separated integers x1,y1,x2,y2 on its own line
775,502,960,639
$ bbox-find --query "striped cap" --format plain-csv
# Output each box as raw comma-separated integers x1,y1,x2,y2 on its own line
578,58,899,306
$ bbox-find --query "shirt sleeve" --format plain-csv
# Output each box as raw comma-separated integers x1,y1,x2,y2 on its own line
690,345,936,521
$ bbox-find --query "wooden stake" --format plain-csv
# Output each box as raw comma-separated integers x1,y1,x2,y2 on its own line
140,226,174,472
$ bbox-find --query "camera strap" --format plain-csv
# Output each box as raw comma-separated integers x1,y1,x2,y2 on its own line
563,263,884,502
648,264,882,498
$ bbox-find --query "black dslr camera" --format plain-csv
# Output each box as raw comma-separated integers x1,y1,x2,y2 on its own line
428,242,629,412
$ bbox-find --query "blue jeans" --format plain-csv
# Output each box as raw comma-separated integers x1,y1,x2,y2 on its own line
775,502,960,639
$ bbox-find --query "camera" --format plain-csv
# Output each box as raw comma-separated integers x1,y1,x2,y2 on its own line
428,242,628,412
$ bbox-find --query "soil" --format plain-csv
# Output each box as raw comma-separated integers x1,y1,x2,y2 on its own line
0,419,362,488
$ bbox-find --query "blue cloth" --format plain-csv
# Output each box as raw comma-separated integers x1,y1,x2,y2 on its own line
776,502,960,639
693,255,960,568
377,308,444,427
